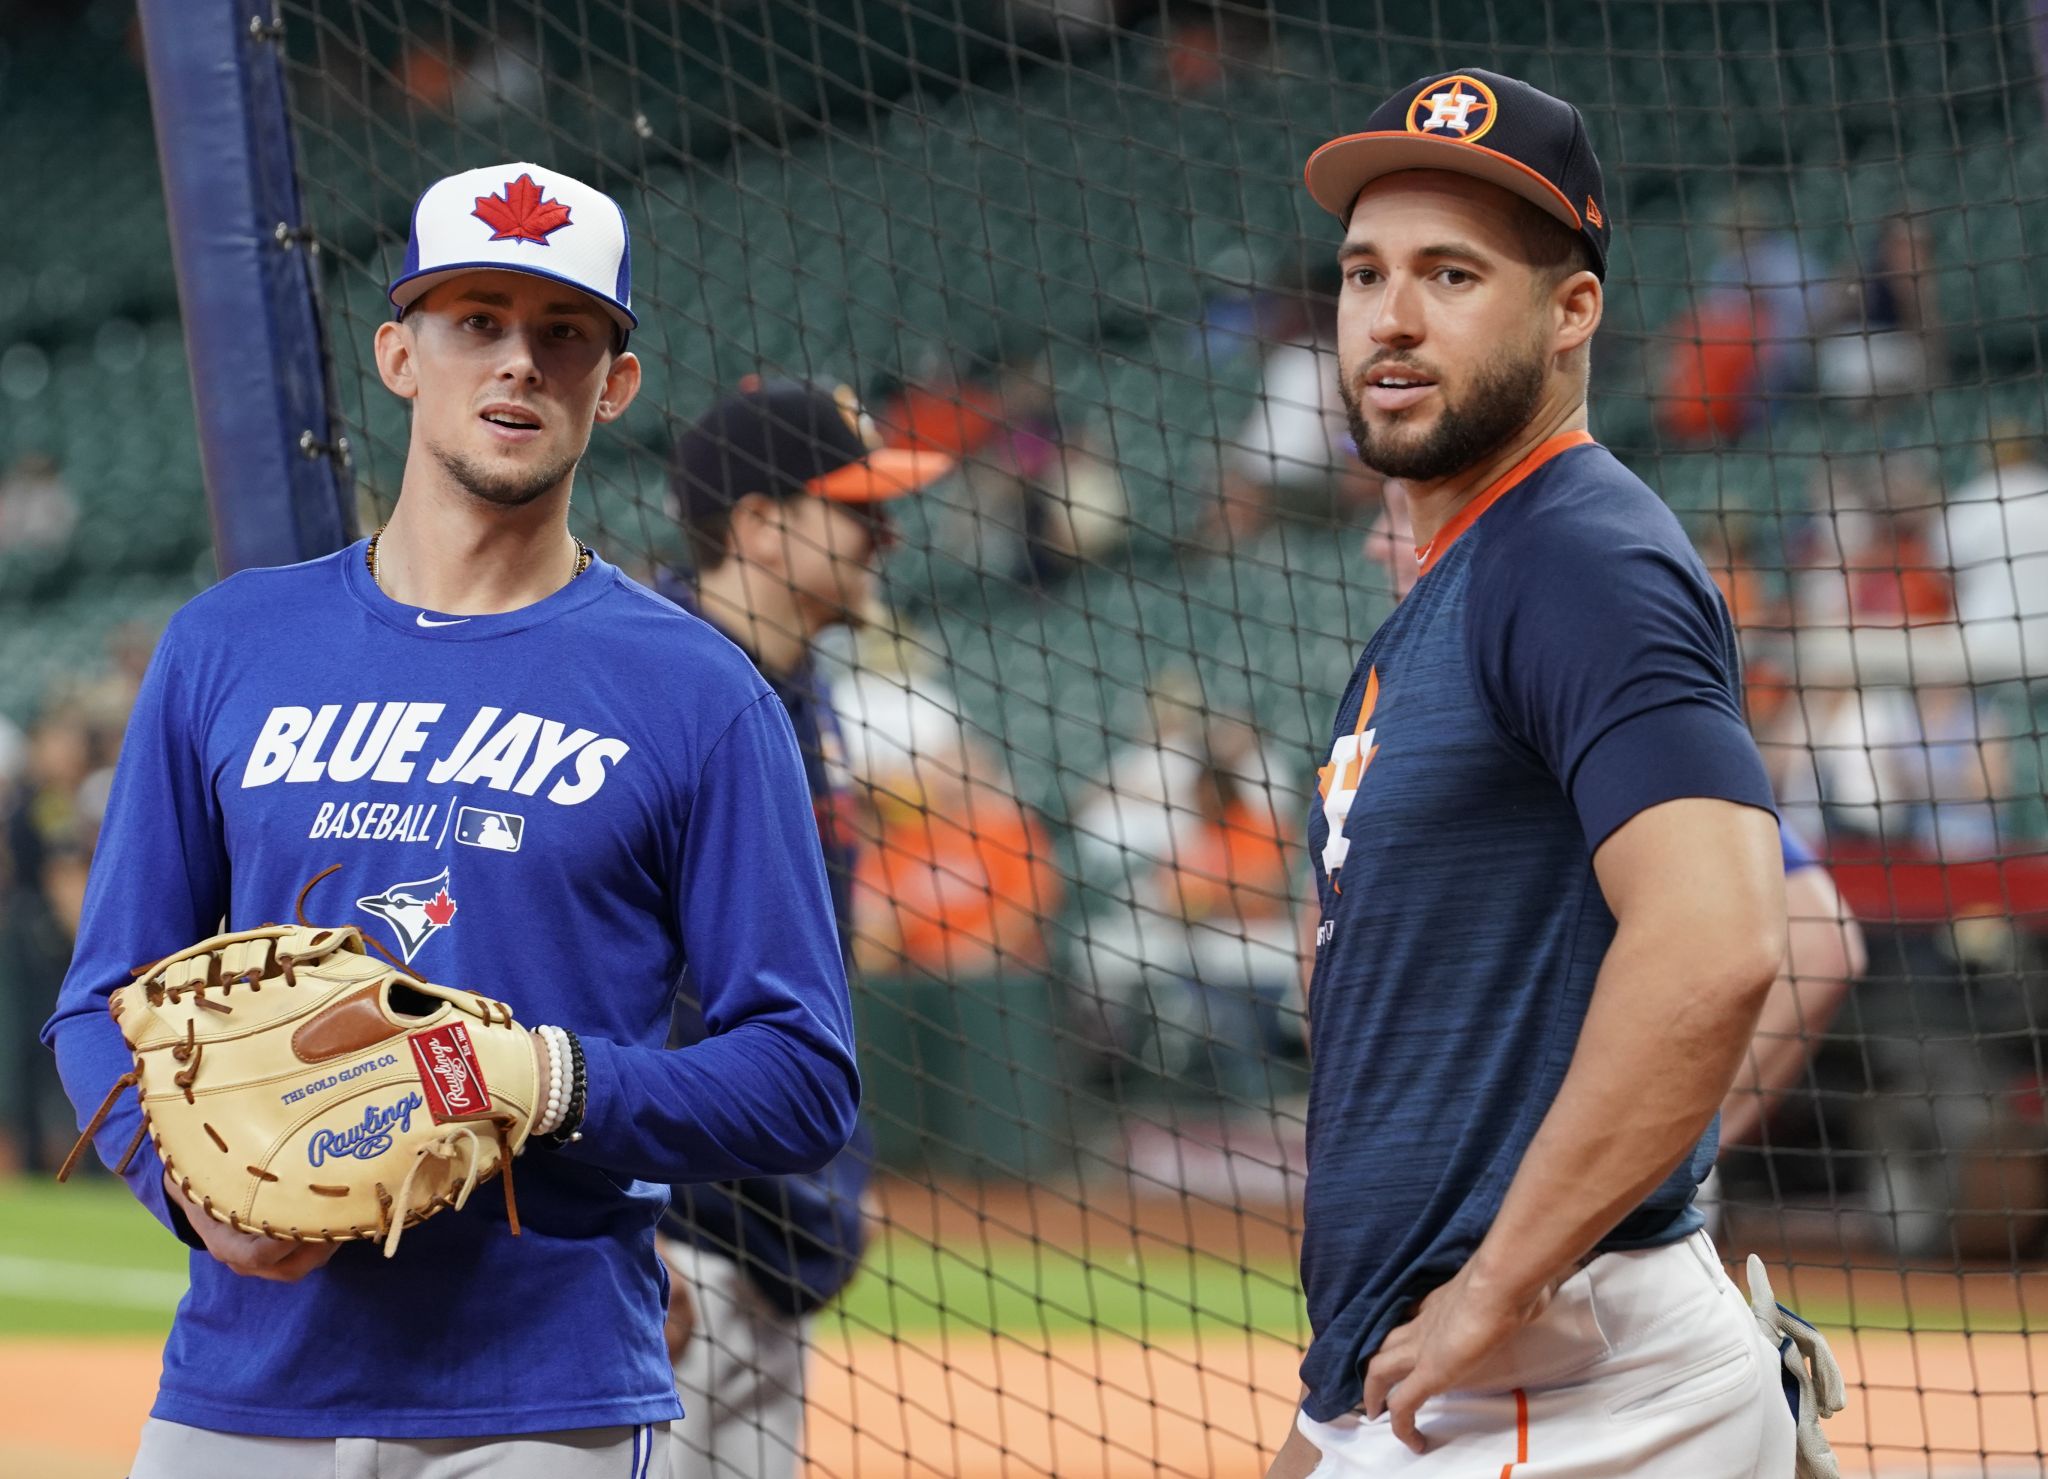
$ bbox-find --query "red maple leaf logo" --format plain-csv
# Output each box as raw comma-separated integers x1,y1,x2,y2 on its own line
472,173,573,245
423,889,457,928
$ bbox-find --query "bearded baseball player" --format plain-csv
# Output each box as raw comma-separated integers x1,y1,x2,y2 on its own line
1268,72,1840,1477
42,162,858,1478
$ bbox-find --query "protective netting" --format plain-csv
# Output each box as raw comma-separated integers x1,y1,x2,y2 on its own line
263,1,2048,1473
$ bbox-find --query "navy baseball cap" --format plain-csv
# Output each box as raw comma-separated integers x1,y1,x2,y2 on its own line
1304,69,1611,279
671,380,955,525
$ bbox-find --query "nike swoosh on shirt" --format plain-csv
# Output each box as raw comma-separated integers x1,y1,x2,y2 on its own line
415,613,471,628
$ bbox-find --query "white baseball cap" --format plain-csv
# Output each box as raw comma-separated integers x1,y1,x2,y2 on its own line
388,161,636,347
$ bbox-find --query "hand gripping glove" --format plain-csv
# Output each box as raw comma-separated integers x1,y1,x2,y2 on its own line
1746,1254,1847,1479
60,905,539,1258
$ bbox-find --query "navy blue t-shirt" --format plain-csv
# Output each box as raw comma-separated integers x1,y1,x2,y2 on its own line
660,583,873,1316
1299,434,1777,1422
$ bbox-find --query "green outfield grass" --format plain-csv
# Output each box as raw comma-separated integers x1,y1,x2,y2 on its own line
0,1177,187,1337
0,1175,1308,1342
7,1176,2029,1346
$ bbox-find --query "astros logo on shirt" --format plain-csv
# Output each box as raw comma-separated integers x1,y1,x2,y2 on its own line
1317,667,1382,889
1406,76,1498,143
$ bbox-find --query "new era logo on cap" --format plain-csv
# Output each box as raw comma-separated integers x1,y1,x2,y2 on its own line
388,161,636,346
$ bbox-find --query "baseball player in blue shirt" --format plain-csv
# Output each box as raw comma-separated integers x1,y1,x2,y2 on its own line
1269,72,1839,1477
43,163,858,1478
659,379,953,1479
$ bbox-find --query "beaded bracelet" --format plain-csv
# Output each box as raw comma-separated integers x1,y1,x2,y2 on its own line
534,1024,570,1136
532,1026,587,1147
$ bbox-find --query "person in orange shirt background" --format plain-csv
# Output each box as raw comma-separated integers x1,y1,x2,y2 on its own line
852,737,1062,980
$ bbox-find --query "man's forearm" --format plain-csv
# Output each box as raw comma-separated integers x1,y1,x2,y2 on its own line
1464,918,1776,1304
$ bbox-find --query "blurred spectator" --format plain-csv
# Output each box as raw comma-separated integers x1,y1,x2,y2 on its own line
1147,755,1297,1100
827,617,1064,976
1888,685,2006,856
1658,191,1852,443
1694,518,1785,635
1793,454,1951,632
0,715,24,799
1214,269,1379,539
1159,2,1274,93
0,452,79,554
1020,427,1129,586
1929,429,2048,681
874,360,1007,463
395,42,456,108
1820,214,1940,397
455,26,544,120
1764,677,2007,857
1154,762,1290,935
1071,673,1298,1096
1188,245,1270,363
1072,670,1286,885
852,739,1062,979
1657,292,1768,444
883,351,1126,589
1706,188,1852,398
1760,682,1879,843
829,622,971,792
2,700,101,1172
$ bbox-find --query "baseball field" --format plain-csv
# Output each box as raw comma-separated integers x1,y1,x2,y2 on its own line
5,1176,2046,1478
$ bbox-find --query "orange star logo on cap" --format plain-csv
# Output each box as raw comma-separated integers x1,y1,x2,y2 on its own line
1405,75,1499,144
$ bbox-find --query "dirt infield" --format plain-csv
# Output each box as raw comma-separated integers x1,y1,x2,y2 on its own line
7,1323,2045,1479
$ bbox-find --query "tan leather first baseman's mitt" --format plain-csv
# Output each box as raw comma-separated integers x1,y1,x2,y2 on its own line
60,911,539,1258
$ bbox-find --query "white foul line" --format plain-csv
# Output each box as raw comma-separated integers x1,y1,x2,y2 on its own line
0,1254,186,1310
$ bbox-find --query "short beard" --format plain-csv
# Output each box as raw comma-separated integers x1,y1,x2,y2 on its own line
1340,340,1548,482
428,440,581,509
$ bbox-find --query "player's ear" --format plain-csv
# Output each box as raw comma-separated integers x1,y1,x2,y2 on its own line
374,320,419,401
728,491,784,565
1552,269,1602,359
595,350,642,425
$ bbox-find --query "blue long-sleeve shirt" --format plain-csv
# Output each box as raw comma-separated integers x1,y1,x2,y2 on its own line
41,544,858,1439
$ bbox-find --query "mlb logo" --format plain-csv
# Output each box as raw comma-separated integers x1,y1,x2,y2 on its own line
456,806,523,853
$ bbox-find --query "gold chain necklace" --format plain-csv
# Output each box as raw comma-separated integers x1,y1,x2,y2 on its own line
364,525,591,591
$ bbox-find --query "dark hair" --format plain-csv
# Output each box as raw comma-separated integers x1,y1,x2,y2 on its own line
675,493,738,573
673,484,799,574
1510,195,1597,285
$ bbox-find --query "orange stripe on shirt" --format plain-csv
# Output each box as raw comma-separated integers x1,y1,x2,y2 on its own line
1497,1387,1530,1479
1414,428,1594,577
1316,666,1380,801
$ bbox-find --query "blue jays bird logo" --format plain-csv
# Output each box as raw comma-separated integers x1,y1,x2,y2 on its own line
1406,75,1498,143
357,868,459,963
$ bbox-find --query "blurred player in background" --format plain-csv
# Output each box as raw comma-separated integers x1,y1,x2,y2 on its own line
1720,826,1864,1149
43,164,859,1478
664,379,953,1479
1273,71,1820,1476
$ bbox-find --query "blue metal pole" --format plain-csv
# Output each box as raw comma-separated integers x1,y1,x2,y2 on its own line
136,0,355,575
